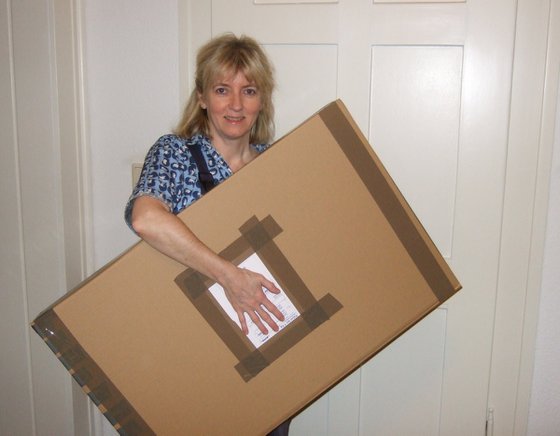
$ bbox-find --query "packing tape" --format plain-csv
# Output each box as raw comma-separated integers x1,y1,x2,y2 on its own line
175,215,343,382
32,310,155,436
319,102,455,303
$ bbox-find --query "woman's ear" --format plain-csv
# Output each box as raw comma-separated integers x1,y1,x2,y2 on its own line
198,92,207,110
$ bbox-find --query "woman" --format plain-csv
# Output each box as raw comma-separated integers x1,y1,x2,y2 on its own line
125,33,291,435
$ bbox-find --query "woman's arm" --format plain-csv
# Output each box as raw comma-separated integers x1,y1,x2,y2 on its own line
130,195,284,335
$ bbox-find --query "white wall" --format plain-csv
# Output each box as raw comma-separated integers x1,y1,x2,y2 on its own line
83,0,180,267
83,2,180,434
527,75,560,436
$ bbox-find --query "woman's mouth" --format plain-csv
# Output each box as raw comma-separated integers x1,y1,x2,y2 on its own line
224,115,245,123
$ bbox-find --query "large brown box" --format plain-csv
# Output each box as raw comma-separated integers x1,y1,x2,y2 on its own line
33,100,461,435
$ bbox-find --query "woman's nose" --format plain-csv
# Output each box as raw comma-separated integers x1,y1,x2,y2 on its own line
229,91,242,110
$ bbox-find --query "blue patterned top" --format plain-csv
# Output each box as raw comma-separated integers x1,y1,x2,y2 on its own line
125,133,269,230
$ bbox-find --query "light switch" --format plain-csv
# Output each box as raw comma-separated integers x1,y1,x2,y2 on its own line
131,163,143,188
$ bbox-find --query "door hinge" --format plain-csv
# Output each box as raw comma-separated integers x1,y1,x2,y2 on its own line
485,408,494,436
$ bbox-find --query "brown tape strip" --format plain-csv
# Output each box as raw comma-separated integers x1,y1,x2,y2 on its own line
238,215,282,251
175,215,343,382
319,102,454,302
32,310,155,436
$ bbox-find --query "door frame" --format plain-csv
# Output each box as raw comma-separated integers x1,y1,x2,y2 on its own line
52,0,95,434
489,0,560,434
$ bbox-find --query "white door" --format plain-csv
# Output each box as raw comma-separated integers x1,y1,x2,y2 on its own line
183,1,518,434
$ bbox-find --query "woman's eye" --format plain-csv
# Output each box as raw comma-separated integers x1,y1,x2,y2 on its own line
244,88,258,96
215,87,227,95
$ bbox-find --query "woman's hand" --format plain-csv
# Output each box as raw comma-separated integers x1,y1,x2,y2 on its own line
220,265,285,335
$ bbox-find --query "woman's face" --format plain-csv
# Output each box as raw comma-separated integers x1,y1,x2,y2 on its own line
199,70,262,147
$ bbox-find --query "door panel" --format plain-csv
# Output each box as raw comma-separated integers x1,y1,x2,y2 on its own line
359,309,447,435
370,45,463,258
266,44,338,138
212,1,338,43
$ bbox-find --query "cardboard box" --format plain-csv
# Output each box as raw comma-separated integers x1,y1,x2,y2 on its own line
33,100,461,435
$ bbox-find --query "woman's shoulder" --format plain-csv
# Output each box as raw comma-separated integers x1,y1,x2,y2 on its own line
253,143,271,153
152,133,187,148
149,133,207,153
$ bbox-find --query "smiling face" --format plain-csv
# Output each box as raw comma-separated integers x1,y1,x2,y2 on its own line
199,70,262,149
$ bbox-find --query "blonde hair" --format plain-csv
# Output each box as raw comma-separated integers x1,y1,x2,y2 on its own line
175,33,275,144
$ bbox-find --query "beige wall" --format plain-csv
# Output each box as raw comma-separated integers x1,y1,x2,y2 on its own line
527,72,560,434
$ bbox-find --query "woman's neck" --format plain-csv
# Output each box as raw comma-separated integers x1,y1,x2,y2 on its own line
212,137,258,173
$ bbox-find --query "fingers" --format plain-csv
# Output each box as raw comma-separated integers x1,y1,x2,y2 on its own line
256,304,280,332
239,304,280,335
250,309,275,335
261,276,281,295
260,295,285,323
258,276,285,323
253,276,285,328
237,311,249,336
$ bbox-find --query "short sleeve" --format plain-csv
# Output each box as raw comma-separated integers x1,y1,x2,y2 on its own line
124,135,200,230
